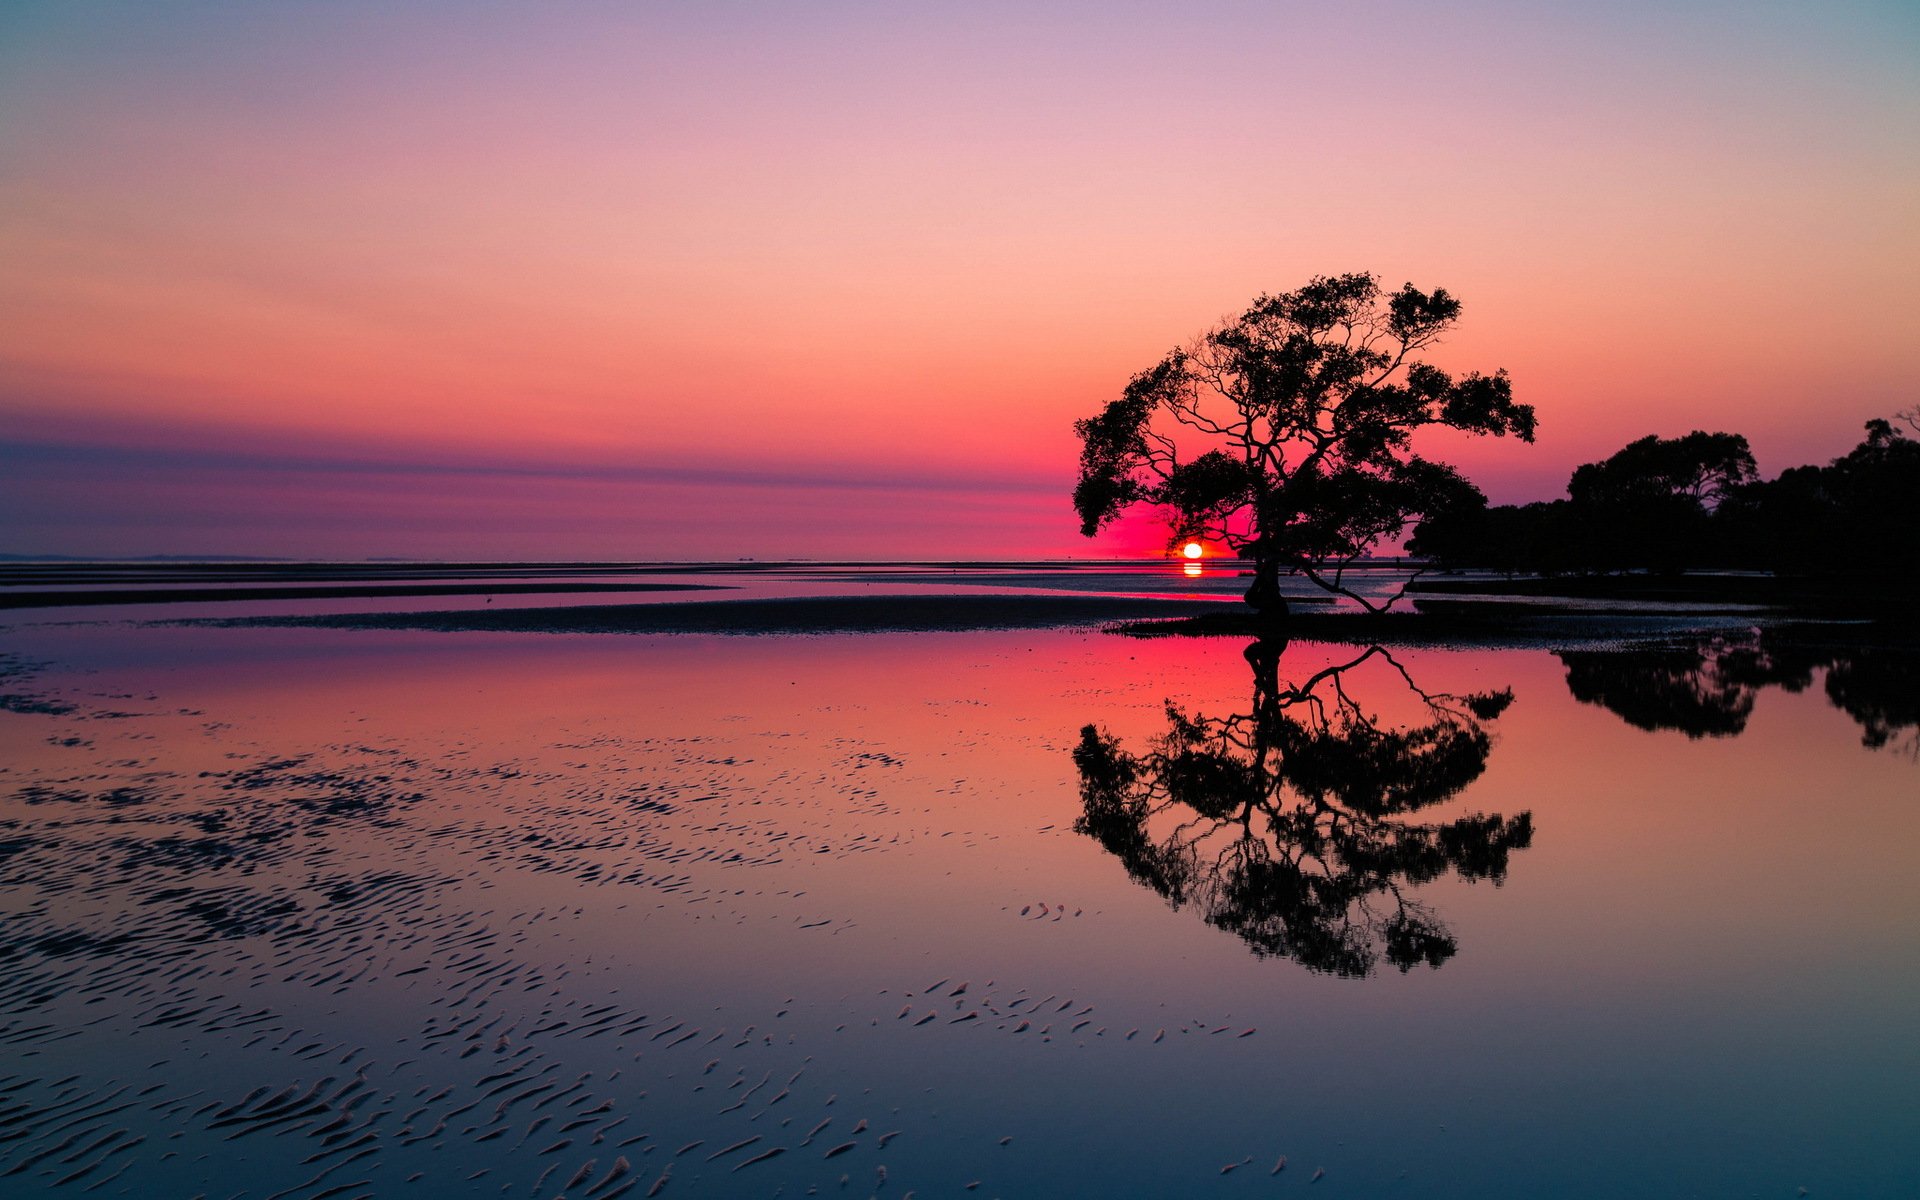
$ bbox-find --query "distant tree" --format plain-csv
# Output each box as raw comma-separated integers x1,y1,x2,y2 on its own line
1563,432,1756,573
1411,415,1919,589
1567,431,1758,510
1721,416,1920,583
1412,430,1757,576
1407,497,1583,577
1073,273,1536,616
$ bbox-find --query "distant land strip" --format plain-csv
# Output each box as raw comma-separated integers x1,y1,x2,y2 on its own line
0,581,728,610
202,594,1233,635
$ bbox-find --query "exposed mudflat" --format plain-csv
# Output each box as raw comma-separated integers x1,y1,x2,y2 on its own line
206,593,1234,635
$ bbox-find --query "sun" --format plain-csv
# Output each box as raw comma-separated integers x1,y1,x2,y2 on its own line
1181,541,1204,559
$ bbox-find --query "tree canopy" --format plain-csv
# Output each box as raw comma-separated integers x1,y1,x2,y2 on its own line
1074,272,1536,614
1567,431,1757,509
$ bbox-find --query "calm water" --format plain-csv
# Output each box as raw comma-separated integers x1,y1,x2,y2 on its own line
1,571,1915,1198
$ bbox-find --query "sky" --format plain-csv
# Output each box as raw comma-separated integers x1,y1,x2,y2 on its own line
3,0,1916,560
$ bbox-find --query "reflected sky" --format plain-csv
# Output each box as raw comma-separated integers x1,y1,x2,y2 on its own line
0,608,1915,1197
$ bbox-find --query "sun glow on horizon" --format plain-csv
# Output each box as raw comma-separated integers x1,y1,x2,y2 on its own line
1182,542,1204,559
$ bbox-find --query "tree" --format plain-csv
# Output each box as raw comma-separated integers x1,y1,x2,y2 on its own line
1720,416,1920,583
1566,431,1758,510
1073,272,1536,616
1563,431,1757,573
1407,497,1583,577
1411,430,1759,576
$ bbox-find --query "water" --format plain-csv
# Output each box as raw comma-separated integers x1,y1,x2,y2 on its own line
1,569,1914,1198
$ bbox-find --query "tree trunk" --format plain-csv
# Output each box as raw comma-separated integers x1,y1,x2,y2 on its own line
1244,552,1290,620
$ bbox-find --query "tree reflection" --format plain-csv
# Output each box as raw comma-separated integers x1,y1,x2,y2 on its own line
1559,631,1919,755
1073,639,1532,977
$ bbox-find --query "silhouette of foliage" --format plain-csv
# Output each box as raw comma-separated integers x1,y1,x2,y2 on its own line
1567,432,1758,509
1072,640,1532,976
1412,430,1757,575
1073,273,1535,615
1564,432,1757,573
1407,496,1584,578
1720,417,1920,582
1413,419,1919,585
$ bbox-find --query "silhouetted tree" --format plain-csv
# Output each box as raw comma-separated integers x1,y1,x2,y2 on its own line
1568,431,1758,509
1565,432,1756,572
1418,431,1755,575
1414,418,1920,588
1072,639,1532,976
1073,273,1535,616
1722,417,1920,583
1408,497,1585,577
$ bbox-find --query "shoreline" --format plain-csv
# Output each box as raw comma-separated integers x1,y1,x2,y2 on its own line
195,593,1237,636
183,593,1920,651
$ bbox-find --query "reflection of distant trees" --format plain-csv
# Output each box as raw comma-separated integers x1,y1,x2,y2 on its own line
1559,631,1920,755
1073,640,1532,977
1826,655,1920,754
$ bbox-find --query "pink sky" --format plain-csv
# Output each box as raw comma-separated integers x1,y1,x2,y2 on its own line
3,1,1916,558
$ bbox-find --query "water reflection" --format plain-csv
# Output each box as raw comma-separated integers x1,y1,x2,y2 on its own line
1560,630,1920,754
1073,638,1533,977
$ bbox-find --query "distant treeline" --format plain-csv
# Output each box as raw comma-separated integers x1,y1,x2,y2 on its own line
1409,414,1920,581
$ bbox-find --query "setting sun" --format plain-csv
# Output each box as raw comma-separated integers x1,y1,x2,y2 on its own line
1182,542,1203,559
